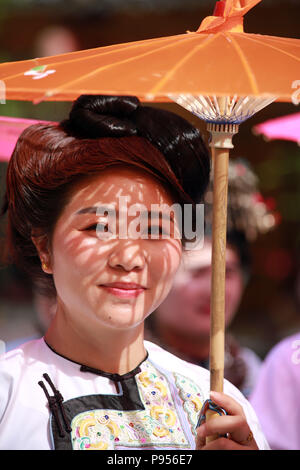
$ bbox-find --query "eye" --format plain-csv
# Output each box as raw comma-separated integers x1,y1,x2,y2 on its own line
84,223,110,232
84,223,98,231
146,224,169,238
226,267,239,277
191,267,210,278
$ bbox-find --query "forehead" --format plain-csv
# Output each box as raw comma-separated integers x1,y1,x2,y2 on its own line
65,166,175,214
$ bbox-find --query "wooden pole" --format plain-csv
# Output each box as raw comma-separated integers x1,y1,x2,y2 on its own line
205,123,239,443
210,146,229,393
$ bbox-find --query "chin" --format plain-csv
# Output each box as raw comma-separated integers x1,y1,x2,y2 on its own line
99,311,146,329
104,319,144,331
181,325,209,335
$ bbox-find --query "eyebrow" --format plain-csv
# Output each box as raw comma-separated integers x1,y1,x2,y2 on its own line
75,206,174,222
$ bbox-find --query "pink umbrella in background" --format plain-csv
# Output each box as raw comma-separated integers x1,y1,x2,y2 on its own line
0,116,55,161
253,112,300,146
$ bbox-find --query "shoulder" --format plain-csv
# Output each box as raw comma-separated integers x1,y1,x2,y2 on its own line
145,339,210,381
0,338,48,384
145,339,254,396
249,332,300,412
262,331,300,369
239,346,262,367
0,337,45,366
0,339,44,422
239,346,262,396
145,340,252,406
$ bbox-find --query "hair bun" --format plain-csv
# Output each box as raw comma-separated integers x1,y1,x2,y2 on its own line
67,94,140,138
62,94,210,203
133,106,210,202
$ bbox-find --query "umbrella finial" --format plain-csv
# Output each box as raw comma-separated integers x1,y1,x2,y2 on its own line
197,0,262,34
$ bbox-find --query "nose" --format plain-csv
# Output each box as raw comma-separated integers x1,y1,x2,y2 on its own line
108,240,146,272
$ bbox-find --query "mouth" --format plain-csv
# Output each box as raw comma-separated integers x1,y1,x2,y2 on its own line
99,282,146,298
196,304,211,316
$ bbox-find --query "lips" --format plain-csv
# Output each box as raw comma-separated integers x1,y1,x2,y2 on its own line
196,304,211,316
99,282,146,298
101,282,146,290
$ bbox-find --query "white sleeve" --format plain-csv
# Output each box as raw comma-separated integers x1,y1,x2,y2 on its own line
223,378,270,450
250,337,300,450
0,368,14,425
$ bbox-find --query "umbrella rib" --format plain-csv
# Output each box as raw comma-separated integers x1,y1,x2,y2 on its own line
1,34,193,74
0,33,194,82
260,35,300,45
148,33,219,95
241,34,300,62
33,34,203,98
0,58,42,82
226,33,259,95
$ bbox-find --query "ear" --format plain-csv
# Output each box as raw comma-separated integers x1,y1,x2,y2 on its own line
31,229,52,274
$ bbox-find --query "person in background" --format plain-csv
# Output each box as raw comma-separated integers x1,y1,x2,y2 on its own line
34,25,79,57
250,263,300,450
145,159,278,398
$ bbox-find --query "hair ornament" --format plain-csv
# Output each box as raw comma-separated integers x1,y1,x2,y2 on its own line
204,158,280,242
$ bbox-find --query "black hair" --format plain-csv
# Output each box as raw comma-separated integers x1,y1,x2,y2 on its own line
63,94,210,203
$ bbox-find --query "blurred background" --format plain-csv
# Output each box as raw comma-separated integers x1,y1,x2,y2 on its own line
0,0,299,357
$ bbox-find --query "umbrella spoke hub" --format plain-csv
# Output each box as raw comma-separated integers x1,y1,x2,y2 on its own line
169,94,277,125
207,122,239,149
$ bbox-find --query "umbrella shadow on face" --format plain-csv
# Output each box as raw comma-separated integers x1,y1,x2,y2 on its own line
38,168,183,373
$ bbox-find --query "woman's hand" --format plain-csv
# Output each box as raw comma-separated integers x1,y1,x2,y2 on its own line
196,391,259,450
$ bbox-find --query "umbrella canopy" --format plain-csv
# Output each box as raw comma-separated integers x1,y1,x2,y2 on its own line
253,112,300,145
0,1,299,103
0,116,54,161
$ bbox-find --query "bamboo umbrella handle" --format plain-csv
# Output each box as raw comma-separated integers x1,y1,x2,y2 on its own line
210,146,229,393
204,145,230,443
204,123,238,444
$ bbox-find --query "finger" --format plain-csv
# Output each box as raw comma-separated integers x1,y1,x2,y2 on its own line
197,414,250,444
195,428,206,449
197,424,258,450
198,437,250,451
210,391,245,417
209,392,257,446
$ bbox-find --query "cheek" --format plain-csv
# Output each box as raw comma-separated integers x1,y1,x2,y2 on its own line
51,230,108,285
148,241,182,307
225,278,243,313
185,278,206,297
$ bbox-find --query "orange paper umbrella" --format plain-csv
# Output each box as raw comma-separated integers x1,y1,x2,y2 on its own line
0,1,299,103
0,0,299,436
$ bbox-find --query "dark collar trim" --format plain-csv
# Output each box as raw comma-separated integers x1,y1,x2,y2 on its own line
79,362,146,381
43,337,148,381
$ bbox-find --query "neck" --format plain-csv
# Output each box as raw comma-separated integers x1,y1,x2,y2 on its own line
44,306,147,375
155,321,210,361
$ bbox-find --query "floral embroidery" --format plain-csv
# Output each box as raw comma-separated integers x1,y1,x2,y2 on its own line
68,362,207,450
71,361,190,449
173,372,206,435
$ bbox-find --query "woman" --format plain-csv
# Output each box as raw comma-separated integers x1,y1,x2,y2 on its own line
0,95,268,450
250,264,300,450
145,160,275,398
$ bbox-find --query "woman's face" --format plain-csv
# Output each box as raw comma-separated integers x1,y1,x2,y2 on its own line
156,238,244,337
47,166,182,332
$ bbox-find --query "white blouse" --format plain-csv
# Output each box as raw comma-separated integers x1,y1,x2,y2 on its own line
0,338,269,450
